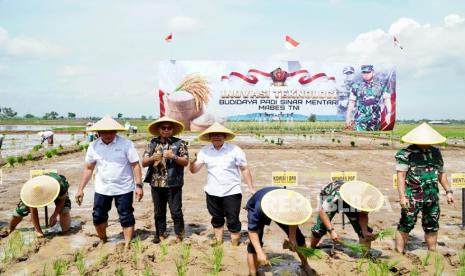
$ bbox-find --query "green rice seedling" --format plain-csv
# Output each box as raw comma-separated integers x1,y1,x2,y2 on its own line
422,251,431,267
268,255,283,266
115,266,124,276
50,148,58,156
44,150,53,158
350,141,356,147
74,250,86,276
26,153,34,161
296,247,323,259
409,266,420,276
76,140,81,146
0,230,26,262
433,254,444,276
95,252,109,267
33,144,42,151
6,156,16,167
41,263,49,276
356,258,365,273
337,139,341,143
459,250,465,267
175,243,191,276
374,228,396,240
58,144,64,150
212,244,224,275
131,235,142,265
159,242,168,260
53,258,69,276
143,264,155,276
332,138,335,142
337,240,367,254
16,156,25,164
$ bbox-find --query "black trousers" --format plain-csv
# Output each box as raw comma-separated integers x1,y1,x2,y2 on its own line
151,186,184,236
247,223,306,254
206,193,242,233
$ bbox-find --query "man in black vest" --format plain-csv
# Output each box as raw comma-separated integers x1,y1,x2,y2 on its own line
143,117,188,243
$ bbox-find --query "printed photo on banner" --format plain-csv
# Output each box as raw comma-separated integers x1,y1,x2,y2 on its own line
158,61,396,132
30,169,58,179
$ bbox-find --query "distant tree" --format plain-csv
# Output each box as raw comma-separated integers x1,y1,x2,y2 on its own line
68,112,76,119
117,113,123,119
43,111,59,120
141,115,147,120
0,107,18,117
308,114,317,122
24,114,35,118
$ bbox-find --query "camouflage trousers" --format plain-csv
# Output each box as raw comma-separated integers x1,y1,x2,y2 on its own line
397,199,440,233
13,196,72,217
311,210,373,238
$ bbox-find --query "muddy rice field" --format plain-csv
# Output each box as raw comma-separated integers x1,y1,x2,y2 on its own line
0,136,464,275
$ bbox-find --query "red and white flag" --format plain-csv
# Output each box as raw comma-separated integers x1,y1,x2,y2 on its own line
393,36,403,50
285,35,299,49
165,33,173,42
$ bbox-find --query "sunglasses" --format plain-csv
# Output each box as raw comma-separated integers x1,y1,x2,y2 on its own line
160,126,173,131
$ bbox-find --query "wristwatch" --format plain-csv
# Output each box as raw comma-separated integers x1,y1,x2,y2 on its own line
446,189,453,194
136,183,143,188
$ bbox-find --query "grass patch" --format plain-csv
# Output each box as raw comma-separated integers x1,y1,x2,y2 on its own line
212,244,224,275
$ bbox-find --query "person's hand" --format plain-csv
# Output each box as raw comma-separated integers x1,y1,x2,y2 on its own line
400,196,410,209
152,152,162,162
447,193,454,204
345,120,353,129
257,250,268,266
189,152,197,163
330,230,339,241
249,187,256,195
163,149,175,159
75,189,84,206
49,214,58,227
135,187,144,202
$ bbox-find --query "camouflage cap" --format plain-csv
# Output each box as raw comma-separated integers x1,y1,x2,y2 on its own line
343,66,355,75
361,65,374,73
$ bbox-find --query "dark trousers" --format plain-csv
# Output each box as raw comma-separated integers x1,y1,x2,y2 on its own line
206,193,242,233
247,223,306,254
92,192,135,227
151,186,184,236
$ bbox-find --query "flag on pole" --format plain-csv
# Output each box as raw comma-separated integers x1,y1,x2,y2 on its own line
285,35,299,49
165,33,173,42
393,36,403,50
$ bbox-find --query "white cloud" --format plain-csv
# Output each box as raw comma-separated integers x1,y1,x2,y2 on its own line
168,16,200,33
61,65,88,77
0,26,63,58
444,14,465,28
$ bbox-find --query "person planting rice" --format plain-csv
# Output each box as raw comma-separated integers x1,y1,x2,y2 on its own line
0,173,71,238
75,115,143,249
245,187,315,276
394,123,454,253
38,130,54,145
189,123,255,246
142,117,188,243
310,180,384,253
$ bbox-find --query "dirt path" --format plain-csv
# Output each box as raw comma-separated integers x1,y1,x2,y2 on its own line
1,141,464,275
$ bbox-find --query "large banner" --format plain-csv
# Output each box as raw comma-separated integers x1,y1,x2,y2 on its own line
158,61,396,131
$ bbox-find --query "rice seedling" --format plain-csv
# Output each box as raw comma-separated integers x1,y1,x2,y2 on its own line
337,139,341,143
356,258,365,273
32,144,42,151
409,267,420,276
374,228,396,240
74,250,86,276
159,242,168,260
268,255,283,266
143,264,155,276
458,267,465,276
95,252,109,267
0,230,26,262
53,258,69,276
459,250,465,267
76,140,81,146
175,243,191,276
45,150,53,158
212,244,224,275
350,141,356,147
422,251,431,267
115,266,124,276
16,156,25,164
50,148,58,156
26,153,34,161
41,263,49,276
131,235,142,265
433,254,444,276
282,240,323,259
6,156,16,167
58,144,64,150
337,240,368,254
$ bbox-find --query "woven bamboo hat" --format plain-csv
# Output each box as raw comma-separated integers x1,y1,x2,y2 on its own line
147,116,184,136
261,189,312,225
339,181,384,212
86,115,126,132
198,122,236,142
20,175,60,208
401,123,446,145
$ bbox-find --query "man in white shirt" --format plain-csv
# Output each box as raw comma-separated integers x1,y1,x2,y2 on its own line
75,115,143,249
38,130,54,145
190,123,255,246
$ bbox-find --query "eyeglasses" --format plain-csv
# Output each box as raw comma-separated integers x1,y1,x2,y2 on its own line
160,126,173,131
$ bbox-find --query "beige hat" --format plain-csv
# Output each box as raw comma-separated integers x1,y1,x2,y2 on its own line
401,123,446,145
20,175,60,208
339,181,384,212
147,116,184,136
261,189,312,225
198,122,236,142
86,115,126,132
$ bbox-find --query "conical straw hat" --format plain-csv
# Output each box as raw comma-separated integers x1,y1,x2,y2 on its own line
20,175,60,208
261,189,312,225
339,181,384,212
401,123,446,145
147,116,184,136
198,122,236,142
86,115,126,132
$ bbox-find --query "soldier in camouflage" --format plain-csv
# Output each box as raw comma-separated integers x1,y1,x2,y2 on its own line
345,65,392,131
395,123,454,253
310,180,374,250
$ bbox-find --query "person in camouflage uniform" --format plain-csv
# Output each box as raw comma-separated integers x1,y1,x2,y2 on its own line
143,117,188,243
310,180,374,249
395,123,454,253
337,66,355,115
345,65,392,131
1,173,71,238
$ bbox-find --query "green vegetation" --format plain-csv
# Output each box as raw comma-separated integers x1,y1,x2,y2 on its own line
131,235,142,265
350,141,356,147
422,251,432,267
52,258,69,276
268,255,283,266
115,266,124,276
6,156,16,166
366,259,399,276
434,254,444,276
338,240,368,255
26,153,34,161
74,250,86,276
175,243,191,276
375,228,396,240
32,144,42,151
143,264,155,276
159,242,168,260
212,244,224,275
16,156,25,164
0,231,27,262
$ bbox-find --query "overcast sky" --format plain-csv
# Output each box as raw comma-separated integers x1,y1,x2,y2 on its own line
0,0,464,119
